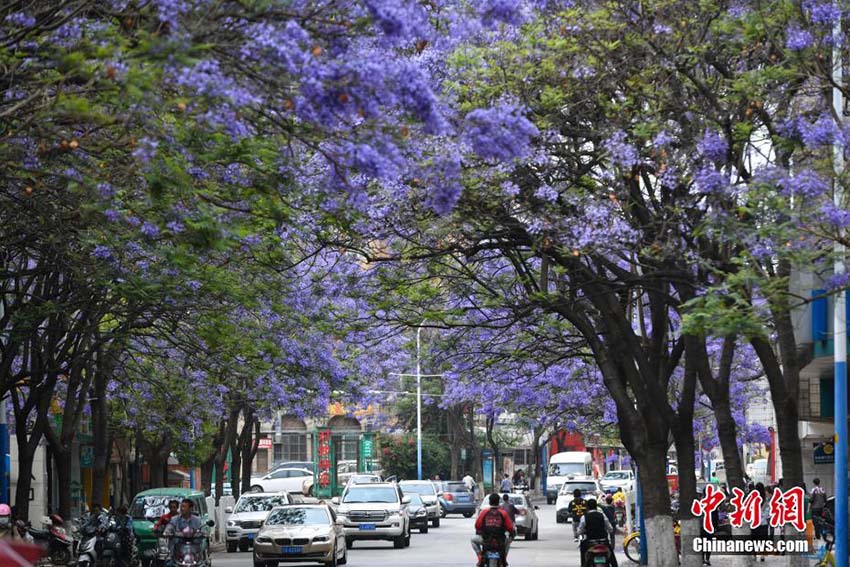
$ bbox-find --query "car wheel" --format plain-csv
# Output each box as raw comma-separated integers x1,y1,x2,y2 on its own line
345,538,354,550
463,512,474,518
252,552,267,567
420,525,429,534
405,526,411,547
226,541,238,553
440,507,447,518
534,528,539,540
339,545,348,565
239,541,251,552
393,534,405,549
250,485,264,493
324,546,338,567
431,517,440,528
525,528,533,541
547,497,554,505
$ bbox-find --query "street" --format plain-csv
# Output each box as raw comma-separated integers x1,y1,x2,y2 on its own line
212,502,588,567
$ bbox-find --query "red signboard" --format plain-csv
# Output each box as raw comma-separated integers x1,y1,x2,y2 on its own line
258,438,273,449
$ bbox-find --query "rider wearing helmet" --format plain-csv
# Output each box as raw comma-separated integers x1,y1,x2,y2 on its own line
0,504,12,538
472,493,516,567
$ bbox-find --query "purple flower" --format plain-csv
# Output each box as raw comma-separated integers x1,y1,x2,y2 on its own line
777,169,829,198
140,222,160,238
694,165,729,194
652,23,673,34
132,137,158,164
534,184,559,202
465,103,539,162
187,280,202,292
697,130,728,162
478,0,525,26
501,181,521,196
104,209,121,223
5,12,36,27
804,0,841,25
786,26,814,51
826,272,850,290
364,0,428,38
424,154,463,215
93,245,113,260
822,203,850,227
166,220,185,233
605,130,639,168
97,182,115,198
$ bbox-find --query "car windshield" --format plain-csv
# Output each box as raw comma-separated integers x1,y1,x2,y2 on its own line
234,495,288,513
129,495,176,520
265,507,329,526
603,472,630,480
401,483,436,496
549,463,586,476
342,487,399,504
508,496,527,507
561,483,597,494
407,493,424,506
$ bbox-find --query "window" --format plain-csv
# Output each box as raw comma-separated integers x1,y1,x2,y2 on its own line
270,469,290,479
280,433,308,462
335,436,358,461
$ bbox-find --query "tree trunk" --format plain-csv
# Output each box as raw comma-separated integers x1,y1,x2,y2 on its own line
637,441,677,567
14,436,39,522
713,399,746,490
200,454,215,497
673,345,700,567
230,432,242,501
90,359,110,506
239,415,259,496
53,449,72,519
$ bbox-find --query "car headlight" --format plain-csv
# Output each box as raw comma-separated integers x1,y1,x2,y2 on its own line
337,515,348,523
256,536,272,544
313,535,330,543
416,510,427,517
388,513,402,521
227,520,237,527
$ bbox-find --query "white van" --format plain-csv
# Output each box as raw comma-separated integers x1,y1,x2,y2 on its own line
546,451,593,504
747,458,769,485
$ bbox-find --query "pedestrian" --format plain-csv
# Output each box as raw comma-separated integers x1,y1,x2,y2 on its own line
697,490,720,566
569,489,588,542
500,494,519,524
750,483,769,563
499,473,513,494
811,478,827,540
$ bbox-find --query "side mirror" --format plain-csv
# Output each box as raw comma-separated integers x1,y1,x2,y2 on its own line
207,520,215,528
401,496,411,505
331,497,340,505
225,507,233,514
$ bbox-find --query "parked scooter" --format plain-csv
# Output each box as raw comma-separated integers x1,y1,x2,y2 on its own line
74,521,101,567
17,515,74,566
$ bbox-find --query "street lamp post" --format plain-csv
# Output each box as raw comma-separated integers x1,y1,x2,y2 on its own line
416,324,423,481
833,5,848,566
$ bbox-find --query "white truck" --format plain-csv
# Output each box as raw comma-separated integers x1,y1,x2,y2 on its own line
545,451,593,505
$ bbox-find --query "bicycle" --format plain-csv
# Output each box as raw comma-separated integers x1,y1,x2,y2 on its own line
623,521,681,563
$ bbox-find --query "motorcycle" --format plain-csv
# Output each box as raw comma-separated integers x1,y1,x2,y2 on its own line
478,537,507,567
513,480,530,493
75,522,101,567
167,524,213,567
19,515,74,566
584,537,614,567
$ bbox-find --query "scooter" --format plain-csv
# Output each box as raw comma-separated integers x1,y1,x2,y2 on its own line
20,515,74,566
75,522,103,567
584,538,614,567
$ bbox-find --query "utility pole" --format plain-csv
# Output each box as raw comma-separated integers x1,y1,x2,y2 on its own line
833,4,848,565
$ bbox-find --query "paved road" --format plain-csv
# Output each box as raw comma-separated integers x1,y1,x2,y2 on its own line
212,501,591,567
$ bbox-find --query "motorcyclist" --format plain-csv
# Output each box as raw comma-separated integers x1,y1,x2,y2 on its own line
163,499,204,557
154,500,180,534
578,499,615,567
569,489,588,542
0,504,13,538
112,505,135,567
83,503,108,532
472,493,516,567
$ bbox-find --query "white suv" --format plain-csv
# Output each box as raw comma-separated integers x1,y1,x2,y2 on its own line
333,483,411,549
225,492,291,552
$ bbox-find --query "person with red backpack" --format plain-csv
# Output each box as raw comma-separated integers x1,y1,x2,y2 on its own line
472,494,516,567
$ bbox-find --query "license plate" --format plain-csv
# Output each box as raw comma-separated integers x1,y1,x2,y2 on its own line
281,546,302,554
459,496,470,502
486,552,501,559
359,523,377,531
593,557,607,564
246,533,255,540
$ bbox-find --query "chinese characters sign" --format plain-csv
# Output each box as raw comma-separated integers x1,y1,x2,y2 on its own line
313,427,335,499
692,485,806,534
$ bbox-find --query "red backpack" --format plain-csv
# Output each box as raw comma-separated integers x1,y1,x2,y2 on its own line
482,508,506,538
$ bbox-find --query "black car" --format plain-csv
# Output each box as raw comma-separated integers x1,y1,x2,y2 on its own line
407,493,430,534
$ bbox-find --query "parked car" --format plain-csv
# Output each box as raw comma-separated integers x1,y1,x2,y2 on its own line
301,461,366,496
250,467,313,495
555,479,603,523
398,481,442,528
129,488,211,567
435,481,476,518
252,504,347,567
332,483,411,549
600,470,635,492
270,461,316,473
225,492,291,553
406,493,430,534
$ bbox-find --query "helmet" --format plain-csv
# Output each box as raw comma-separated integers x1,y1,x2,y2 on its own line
0,504,10,516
